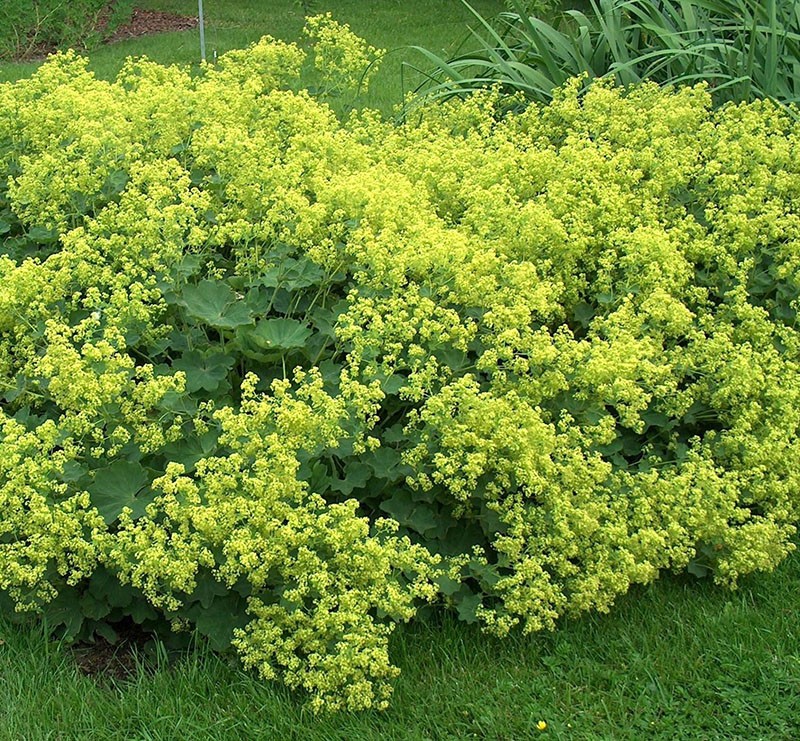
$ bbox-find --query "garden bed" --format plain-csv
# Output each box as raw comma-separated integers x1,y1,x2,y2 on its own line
1,12,799,716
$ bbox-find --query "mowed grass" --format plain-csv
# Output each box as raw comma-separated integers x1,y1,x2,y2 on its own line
2,553,799,740
0,0,508,115
2,2,800,738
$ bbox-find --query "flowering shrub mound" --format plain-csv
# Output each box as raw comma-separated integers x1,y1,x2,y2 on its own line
1,26,800,710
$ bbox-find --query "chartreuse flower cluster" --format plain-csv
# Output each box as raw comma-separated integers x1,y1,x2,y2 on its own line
303,14,384,97
1,22,799,710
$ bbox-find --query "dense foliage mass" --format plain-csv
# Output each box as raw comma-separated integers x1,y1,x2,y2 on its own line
1,25,800,710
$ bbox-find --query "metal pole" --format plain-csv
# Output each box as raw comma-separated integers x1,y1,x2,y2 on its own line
198,0,206,63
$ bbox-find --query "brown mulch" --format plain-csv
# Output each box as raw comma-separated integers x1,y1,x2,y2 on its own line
71,620,155,684
10,7,198,62
105,7,199,43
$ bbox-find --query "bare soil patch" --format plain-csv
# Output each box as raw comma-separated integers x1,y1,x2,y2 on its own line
71,620,155,684
105,7,199,43
11,7,198,62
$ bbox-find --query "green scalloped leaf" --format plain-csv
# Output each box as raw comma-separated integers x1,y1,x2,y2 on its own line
188,575,231,610
380,491,439,536
88,568,134,609
363,446,407,481
27,225,59,243
329,462,372,495
41,588,84,640
248,317,312,351
179,280,252,329
455,591,483,624
88,461,152,524
173,350,236,393
191,593,249,651
435,573,462,596
255,257,326,290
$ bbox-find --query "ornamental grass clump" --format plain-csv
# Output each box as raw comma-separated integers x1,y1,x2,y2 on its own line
1,24,800,711
411,0,800,112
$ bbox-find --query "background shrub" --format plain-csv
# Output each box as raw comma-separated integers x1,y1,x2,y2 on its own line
0,0,134,60
504,0,562,17
1,26,800,710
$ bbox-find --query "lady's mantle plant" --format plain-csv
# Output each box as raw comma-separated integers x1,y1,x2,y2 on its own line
1,17,799,710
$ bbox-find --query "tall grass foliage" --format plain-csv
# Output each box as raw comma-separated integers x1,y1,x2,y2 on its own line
410,0,800,111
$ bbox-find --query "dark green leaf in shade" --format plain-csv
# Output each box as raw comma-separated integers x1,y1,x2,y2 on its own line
382,423,406,444
687,561,712,578
434,573,462,596
88,567,134,609
479,501,504,535
329,462,372,495
27,226,59,243
434,347,471,373
87,460,153,524
173,350,236,393
303,331,334,362
190,593,249,651
267,287,294,314
188,574,231,610
244,285,272,314
379,373,407,395
172,254,203,280
79,592,113,621
157,389,200,417
41,588,84,640
101,169,129,197
297,460,328,493
254,257,326,290
60,460,88,484
363,446,406,481
318,358,343,387
93,622,120,644
129,600,159,624
455,591,483,624
469,559,502,588
433,520,487,556
161,429,219,473
642,410,672,429
573,301,595,327
380,491,439,535
598,437,624,456
309,306,340,339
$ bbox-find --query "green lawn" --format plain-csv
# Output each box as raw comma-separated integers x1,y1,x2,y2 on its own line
1,2,799,738
2,553,799,739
